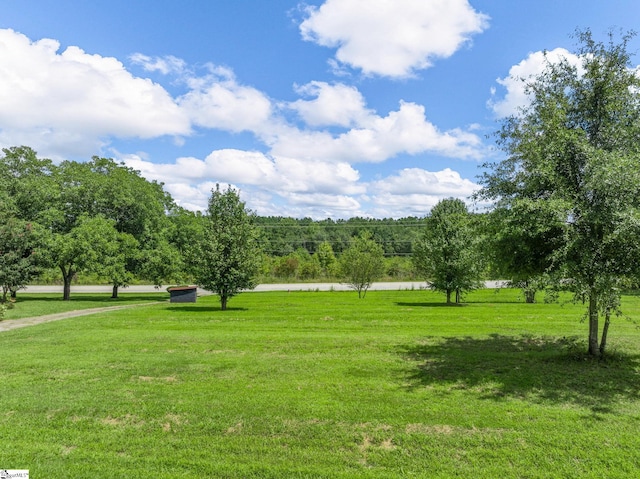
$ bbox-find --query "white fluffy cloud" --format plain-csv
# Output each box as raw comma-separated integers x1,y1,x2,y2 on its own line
0,27,488,218
122,150,480,218
271,101,484,162
368,167,480,216
124,149,363,196
288,81,373,127
489,48,581,117
0,29,190,156
0,27,485,165
373,167,479,196
300,0,489,77
178,66,273,133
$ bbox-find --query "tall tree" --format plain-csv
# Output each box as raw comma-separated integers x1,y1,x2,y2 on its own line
413,198,483,304
339,232,385,298
53,157,179,296
0,147,57,300
0,219,44,302
195,185,261,310
477,30,640,355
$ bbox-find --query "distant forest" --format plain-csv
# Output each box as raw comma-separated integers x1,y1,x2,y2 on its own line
254,216,425,257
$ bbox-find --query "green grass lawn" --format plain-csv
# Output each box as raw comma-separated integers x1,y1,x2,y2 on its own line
1,289,639,478
3,293,168,319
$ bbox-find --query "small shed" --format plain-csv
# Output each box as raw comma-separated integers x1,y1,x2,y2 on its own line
168,286,198,303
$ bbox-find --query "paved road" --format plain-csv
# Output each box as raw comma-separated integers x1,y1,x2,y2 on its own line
22,281,507,294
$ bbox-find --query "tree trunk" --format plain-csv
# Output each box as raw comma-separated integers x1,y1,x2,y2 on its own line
446,289,452,304
61,266,73,301
524,289,536,303
10,289,17,300
221,295,228,311
1,286,7,303
112,284,119,299
455,288,461,304
599,308,611,356
588,289,599,356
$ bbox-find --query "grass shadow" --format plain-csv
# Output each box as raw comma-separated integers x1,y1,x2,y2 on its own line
166,306,248,313
14,294,166,303
398,334,640,413
396,302,467,308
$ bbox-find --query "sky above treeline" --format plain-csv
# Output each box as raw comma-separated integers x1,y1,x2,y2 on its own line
1,0,639,218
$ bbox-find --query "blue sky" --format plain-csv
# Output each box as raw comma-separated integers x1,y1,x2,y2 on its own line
1,0,639,218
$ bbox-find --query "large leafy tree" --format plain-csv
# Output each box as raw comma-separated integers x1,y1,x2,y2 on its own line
413,198,483,304
0,147,58,300
0,147,185,296
195,185,261,310
48,215,124,301
477,30,640,356
53,157,180,297
339,232,385,298
0,219,44,302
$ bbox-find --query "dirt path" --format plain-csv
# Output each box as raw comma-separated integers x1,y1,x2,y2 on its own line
0,301,165,333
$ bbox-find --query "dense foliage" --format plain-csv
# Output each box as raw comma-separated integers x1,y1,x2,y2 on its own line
483,200,564,303
413,198,483,303
339,232,386,298
477,30,640,355
0,218,43,302
0,147,183,300
255,216,422,256
194,185,262,310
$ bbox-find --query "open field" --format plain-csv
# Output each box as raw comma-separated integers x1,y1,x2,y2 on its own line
1,289,640,478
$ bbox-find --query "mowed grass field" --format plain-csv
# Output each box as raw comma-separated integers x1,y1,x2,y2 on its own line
1,289,640,478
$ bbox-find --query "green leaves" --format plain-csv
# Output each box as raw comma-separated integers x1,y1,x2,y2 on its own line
478,30,640,354
413,198,483,303
339,232,385,298
0,217,44,301
195,185,262,309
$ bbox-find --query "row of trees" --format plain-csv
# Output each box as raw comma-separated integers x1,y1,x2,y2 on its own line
197,187,405,303
0,148,482,307
202,190,500,304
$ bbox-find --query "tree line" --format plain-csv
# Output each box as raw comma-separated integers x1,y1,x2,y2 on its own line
255,216,420,256
0,146,550,310
0,148,483,303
